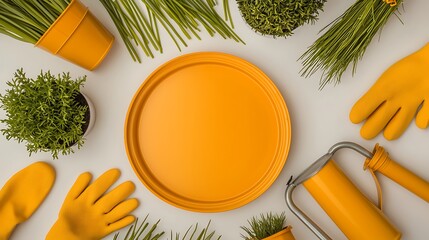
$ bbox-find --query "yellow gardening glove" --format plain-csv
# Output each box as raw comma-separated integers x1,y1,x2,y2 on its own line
46,169,139,240
0,162,55,240
350,43,429,140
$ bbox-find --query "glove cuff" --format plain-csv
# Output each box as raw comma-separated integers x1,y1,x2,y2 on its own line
46,220,81,240
0,203,20,239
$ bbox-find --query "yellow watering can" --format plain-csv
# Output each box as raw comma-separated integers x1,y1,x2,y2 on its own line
285,142,429,240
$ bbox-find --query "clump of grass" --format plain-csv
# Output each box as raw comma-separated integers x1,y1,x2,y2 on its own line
113,216,165,240
300,0,403,88
100,0,243,63
0,0,70,43
113,217,220,240
170,220,221,240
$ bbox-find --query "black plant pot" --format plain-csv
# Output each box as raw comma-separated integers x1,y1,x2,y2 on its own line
75,92,95,137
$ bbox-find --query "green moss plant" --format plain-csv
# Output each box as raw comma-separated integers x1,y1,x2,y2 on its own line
240,212,286,240
0,0,70,44
0,68,88,159
237,0,326,38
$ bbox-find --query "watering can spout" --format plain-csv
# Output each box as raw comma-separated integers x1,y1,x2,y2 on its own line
365,144,429,202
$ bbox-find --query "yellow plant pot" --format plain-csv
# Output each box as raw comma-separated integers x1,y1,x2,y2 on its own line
263,226,295,240
36,0,114,70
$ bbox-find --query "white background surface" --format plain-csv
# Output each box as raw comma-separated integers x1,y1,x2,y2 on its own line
1,0,429,239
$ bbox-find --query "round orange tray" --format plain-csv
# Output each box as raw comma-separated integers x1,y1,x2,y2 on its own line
125,52,291,212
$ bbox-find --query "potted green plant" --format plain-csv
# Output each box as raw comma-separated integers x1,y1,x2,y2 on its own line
0,68,95,159
241,212,295,240
237,0,326,38
0,0,114,70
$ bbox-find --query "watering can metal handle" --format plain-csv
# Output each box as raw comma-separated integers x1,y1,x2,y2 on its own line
285,141,375,240
285,183,332,240
328,141,373,158
288,142,373,186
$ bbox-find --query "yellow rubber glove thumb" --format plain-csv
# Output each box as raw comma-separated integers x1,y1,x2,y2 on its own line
350,43,429,140
0,162,55,240
46,168,139,240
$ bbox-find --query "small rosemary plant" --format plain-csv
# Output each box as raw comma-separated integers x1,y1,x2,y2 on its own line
300,0,403,88
237,0,326,38
241,212,286,240
0,0,70,44
0,69,88,159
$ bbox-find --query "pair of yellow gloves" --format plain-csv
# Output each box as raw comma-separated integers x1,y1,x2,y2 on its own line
0,162,138,240
351,43,429,140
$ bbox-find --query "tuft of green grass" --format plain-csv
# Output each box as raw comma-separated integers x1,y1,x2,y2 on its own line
300,0,403,89
113,216,165,240
112,217,221,240
170,221,221,240
100,0,243,63
0,0,70,43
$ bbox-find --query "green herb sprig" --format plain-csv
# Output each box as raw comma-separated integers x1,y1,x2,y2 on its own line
240,212,286,240
237,0,326,38
0,69,87,159
100,0,243,63
0,0,70,44
300,0,403,88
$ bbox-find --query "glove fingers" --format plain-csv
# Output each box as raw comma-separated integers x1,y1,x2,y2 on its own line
350,90,386,124
107,215,136,235
360,102,398,139
384,107,416,140
66,172,92,200
106,198,139,223
85,169,121,203
416,100,429,129
96,181,136,213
